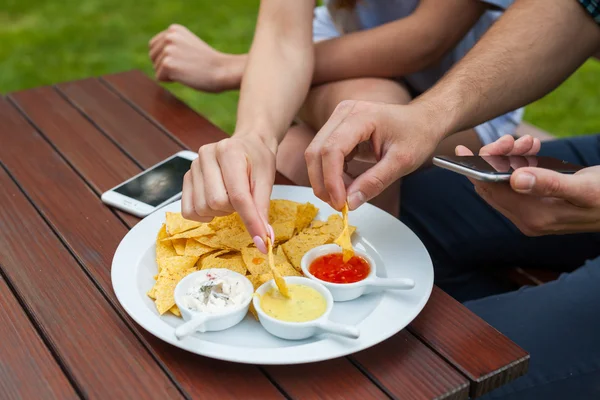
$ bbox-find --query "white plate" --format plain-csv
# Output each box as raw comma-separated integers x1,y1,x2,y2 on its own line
111,185,433,365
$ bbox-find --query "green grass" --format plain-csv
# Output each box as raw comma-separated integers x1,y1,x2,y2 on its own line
1,0,599,136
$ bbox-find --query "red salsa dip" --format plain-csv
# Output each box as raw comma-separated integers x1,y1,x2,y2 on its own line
309,253,370,284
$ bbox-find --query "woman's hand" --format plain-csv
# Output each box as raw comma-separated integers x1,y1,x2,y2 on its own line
456,135,600,236
181,135,276,252
149,24,243,93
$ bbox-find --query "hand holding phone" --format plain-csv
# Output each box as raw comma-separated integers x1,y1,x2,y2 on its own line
101,151,197,217
432,155,583,182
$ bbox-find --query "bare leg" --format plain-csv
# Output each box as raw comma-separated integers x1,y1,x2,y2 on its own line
278,78,412,217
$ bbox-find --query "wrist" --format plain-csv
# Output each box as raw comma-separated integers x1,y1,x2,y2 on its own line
233,129,279,155
406,100,452,144
215,53,245,91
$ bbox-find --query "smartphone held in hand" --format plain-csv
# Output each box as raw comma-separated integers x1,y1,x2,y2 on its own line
101,151,197,217
432,155,583,182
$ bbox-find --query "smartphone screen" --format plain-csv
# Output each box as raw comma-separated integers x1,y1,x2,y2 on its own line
437,155,583,175
114,156,192,206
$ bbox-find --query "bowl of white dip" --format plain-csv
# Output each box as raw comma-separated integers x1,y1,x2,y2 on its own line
173,269,253,340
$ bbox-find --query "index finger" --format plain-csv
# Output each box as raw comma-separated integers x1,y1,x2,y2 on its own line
216,147,267,241
319,109,377,209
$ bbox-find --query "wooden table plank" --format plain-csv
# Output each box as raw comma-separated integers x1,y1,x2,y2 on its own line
102,70,296,186
409,287,530,397
5,92,283,399
264,359,388,400
102,71,473,399
101,71,226,149
8,87,141,229
0,103,183,399
0,274,79,399
40,77,393,399
57,78,181,167
353,331,469,400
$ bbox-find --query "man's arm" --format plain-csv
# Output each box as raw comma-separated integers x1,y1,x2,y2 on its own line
234,0,314,150
413,0,600,141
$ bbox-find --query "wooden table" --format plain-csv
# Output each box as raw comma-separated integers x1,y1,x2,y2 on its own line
0,70,529,399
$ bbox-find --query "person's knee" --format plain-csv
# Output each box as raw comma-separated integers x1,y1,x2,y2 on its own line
298,78,411,130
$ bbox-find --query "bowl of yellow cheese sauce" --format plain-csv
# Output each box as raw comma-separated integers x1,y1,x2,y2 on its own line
253,276,360,341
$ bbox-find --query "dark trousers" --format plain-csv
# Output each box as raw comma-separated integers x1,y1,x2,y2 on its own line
400,134,600,399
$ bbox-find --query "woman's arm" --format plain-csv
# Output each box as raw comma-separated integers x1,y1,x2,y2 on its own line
234,0,315,151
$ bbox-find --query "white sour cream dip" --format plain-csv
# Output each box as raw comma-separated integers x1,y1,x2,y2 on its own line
182,270,249,313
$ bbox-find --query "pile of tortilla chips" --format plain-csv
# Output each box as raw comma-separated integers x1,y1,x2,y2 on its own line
147,199,356,319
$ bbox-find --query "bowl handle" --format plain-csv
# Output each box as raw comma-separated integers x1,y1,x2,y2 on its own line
367,277,415,290
317,320,360,339
175,315,208,340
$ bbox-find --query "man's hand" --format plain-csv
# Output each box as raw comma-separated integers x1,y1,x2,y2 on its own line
305,101,441,211
456,135,600,236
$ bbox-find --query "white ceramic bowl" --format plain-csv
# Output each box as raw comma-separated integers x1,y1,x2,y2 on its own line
253,276,359,341
173,269,253,340
301,244,415,302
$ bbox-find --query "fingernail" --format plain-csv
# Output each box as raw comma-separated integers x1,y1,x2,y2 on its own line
347,191,366,210
267,224,275,244
514,172,535,192
253,236,267,254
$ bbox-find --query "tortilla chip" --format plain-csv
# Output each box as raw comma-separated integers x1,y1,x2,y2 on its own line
158,255,199,274
153,267,197,314
248,303,258,320
271,221,296,244
156,225,177,272
197,230,253,251
201,250,247,275
162,224,214,241
269,200,299,224
334,203,354,262
147,287,156,299
172,238,187,256
241,247,270,276
295,203,319,233
267,238,289,297
209,213,244,231
184,238,215,257
165,212,202,235
281,231,331,271
275,251,303,276
169,305,181,317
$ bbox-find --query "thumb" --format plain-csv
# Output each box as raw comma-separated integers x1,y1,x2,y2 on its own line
455,145,474,156
511,167,592,206
346,152,400,210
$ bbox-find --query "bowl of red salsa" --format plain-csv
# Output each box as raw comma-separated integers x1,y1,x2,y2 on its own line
301,244,375,302
301,244,415,302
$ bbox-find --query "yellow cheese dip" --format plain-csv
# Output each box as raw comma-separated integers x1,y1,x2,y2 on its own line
260,284,327,322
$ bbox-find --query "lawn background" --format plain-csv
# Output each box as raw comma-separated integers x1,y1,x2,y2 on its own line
1,0,599,137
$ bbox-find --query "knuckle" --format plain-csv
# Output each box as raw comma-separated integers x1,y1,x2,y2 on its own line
215,139,232,155
544,176,562,196
520,215,547,237
365,174,387,194
168,24,181,33
334,100,357,115
392,151,418,172
228,190,247,206
304,147,317,163
161,57,173,69
163,44,174,56
198,145,211,159
206,194,228,211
